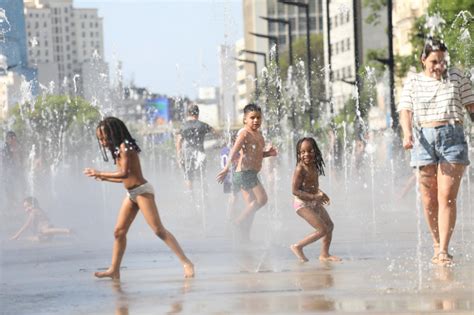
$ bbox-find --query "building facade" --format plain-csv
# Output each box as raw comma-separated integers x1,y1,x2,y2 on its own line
324,0,388,114
0,0,37,116
23,0,106,98
241,0,324,104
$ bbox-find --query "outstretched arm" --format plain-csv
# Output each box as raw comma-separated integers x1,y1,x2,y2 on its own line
84,144,130,182
216,131,245,183
10,213,34,240
263,145,278,158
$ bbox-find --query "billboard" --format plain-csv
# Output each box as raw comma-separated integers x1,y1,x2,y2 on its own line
146,97,170,125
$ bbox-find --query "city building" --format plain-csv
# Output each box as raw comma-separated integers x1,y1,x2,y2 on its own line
392,0,430,97
218,44,237,127
196,86,220,128
242,0,324,103
0,0,37,115
324,0,388,114
234,38,248,119
23,0,107,99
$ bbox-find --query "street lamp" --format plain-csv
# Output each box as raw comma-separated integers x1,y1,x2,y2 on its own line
249,32,282,125
260,16,293,65
240,49,267,68
249,32,279,67
234,57,258,98
278,0,314,126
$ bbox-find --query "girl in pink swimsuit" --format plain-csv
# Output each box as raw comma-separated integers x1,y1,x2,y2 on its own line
290,137,341,263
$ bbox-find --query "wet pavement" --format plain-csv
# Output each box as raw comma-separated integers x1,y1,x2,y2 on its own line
1,210,473,314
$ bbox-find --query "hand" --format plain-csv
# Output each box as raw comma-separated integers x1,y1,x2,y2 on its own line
402,134,414,150
10,235,19,241
266,145,278,157
315,190,330,205
216,168,229,184
83,168,101,180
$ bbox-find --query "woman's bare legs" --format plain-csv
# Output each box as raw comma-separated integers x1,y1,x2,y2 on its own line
437,163,465,261
418,165,440,259
136,193,194,278
95,197,139,279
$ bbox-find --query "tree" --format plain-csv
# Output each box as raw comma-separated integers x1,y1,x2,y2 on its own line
397,0,474,78
10,95,100,169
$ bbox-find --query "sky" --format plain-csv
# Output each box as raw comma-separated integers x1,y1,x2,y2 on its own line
75,0,243,99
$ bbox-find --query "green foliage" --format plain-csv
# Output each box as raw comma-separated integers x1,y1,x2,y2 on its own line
10,95,100,167
363,0,387,26
397,0,474,77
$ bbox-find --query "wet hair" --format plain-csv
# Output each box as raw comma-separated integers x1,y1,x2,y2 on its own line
6,131,16,139
24,196,40,208
187,104,199,116
96,116,141,163
296,137,325,176
421,38,447,60
243,103,262,115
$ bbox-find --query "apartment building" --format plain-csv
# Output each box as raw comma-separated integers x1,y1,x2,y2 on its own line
23,0,106,97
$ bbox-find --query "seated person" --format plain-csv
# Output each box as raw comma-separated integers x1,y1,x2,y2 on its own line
10,197,71,241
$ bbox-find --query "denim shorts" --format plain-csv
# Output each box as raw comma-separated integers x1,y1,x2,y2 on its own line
410,124,470,167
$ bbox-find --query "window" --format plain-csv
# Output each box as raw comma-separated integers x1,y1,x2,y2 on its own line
310,17,316,30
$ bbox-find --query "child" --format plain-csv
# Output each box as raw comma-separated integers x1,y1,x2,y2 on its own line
216,104,277,241
84,117,194,279
10,196,71,241
290,137,341,262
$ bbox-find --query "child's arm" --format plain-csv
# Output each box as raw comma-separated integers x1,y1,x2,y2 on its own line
84,144,130,181
10,212,34,240
292,165,318,201
217,131,246,183
263,145,278,158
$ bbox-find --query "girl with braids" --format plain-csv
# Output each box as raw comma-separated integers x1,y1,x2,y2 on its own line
290,137,341,263
84,117,194,279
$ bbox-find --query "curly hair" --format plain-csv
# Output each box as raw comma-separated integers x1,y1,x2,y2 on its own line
296,137,325,176
96,117,141,163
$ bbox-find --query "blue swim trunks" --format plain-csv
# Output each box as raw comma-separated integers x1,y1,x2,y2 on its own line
411,124,470,167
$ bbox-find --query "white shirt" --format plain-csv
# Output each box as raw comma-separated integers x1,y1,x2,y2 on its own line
398,68,474,124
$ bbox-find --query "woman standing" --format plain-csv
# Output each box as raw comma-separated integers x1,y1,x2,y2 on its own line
398,39,474,265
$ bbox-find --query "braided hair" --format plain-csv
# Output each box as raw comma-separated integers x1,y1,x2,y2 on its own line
97,117,141,163
296,137,325,176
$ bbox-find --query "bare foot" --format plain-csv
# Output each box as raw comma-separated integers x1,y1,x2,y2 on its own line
319,255,342,262
290,244,308,262
436,251,453,267
94,269,120,280
183,263,195,278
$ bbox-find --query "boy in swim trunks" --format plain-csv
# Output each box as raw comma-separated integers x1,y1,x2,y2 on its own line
217,104,277,241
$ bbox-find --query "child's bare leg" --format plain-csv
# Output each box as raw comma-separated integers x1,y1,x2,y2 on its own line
96,197,139,279
226,193,237,221
137,194,194,278
316,206,341,261
292,207,328,262
235,184,267,226
41,227,71,236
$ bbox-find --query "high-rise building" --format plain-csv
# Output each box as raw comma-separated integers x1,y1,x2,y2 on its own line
242,0,324,103
23,0,106,97
218,44,237,126
324,0,388,113
0,0,37,116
